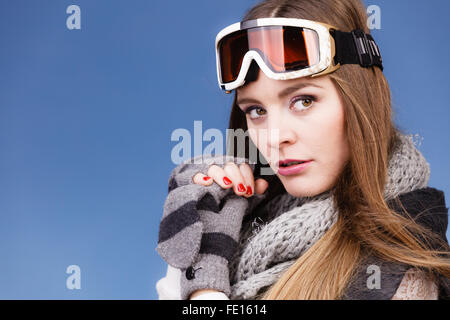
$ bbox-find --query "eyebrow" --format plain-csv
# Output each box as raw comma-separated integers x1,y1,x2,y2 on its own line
237,82,323,106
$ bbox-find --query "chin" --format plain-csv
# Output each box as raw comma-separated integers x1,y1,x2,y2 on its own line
284,184,316,198
282,180,329,198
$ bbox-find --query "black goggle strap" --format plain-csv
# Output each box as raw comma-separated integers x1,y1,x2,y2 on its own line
332,29,383,71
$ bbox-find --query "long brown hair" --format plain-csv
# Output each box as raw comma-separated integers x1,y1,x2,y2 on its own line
226,0,450,299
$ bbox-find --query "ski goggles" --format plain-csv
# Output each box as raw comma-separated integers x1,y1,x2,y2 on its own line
215,17,383,93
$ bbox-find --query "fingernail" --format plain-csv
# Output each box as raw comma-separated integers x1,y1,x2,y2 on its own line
246,186,253,195
237,183,246,193
203,176,211,181
223,176,232,185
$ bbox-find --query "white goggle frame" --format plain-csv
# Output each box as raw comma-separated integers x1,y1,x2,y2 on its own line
215,17,340,93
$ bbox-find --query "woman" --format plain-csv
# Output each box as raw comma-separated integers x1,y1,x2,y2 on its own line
156,0,450,300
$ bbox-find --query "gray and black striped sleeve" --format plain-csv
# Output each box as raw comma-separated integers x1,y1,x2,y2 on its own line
178,191,250,299
156,181,232,269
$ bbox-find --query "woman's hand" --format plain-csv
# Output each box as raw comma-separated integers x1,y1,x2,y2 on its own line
192,161,269,197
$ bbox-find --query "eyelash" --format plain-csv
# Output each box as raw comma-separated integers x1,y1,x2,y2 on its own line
243,95,317,120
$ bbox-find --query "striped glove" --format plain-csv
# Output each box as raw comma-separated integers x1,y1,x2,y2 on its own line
156,154,267,299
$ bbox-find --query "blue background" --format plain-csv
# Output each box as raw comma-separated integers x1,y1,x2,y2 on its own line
1,0,449,299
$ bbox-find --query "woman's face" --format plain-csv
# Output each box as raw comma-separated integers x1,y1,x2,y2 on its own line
236,70,350,198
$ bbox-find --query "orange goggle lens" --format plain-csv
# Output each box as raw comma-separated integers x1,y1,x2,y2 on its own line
218,26,320,84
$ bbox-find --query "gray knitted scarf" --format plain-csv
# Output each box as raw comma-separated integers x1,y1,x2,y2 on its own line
228,132,430,300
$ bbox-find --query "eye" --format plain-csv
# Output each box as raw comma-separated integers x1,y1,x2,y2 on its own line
244,106,266,120
290,96,316,112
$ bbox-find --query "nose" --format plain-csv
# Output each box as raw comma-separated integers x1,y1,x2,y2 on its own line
266,110,297,149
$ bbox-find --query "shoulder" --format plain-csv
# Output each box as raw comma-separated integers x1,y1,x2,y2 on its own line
387,187,448,245
388,187,450,299
387,187,447,212
387,187,447,215
342,187,449,300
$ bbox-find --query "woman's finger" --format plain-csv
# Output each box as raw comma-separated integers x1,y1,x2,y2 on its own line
192,172,214,186
207,164,234,189
223,162,248,196
255,178,269,195
238,163,255,198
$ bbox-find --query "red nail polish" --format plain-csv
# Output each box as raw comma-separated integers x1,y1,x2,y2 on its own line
223,176,232,185
246,186,253,195
237,183,246,192
203,176,211,181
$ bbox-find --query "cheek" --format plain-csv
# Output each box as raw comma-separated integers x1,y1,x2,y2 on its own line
247,125,271,161
248,126,264,151
313,101,349,167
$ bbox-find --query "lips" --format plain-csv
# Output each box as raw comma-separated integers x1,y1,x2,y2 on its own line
277,159,312,168
277,160,313,176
